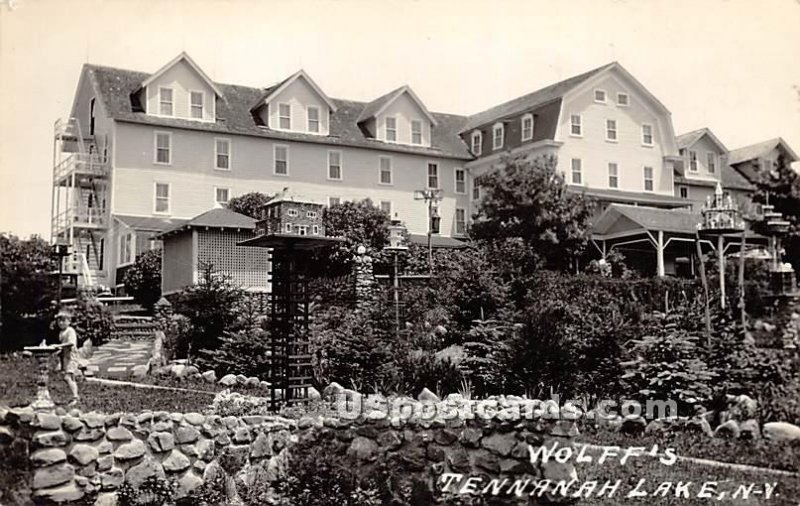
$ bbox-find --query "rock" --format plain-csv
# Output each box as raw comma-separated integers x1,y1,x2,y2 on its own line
323,382,345,400
740,419,761,440
645,419,669,435
31,448,67,467
619,416,647,435
245,377,260,388
202,370,217,383
184,365,200,377
171,364,186,378
34,430,69,447
135,412,153,425
114,439,146,461
62,416,83,432
74,428,104,442
308,387,321,401
686,417,714,437
162,450,191,473
32,482,84,503
33,463,75,489
148,432,175,452
542,458,578,483
418,387,440,403
125,458,165,488
243,415,265,425
236,374,248,384
251,432,273,459
259,380,271,390
106,426,133,442
474,450,500,472
97,441,113,454
69,444,99,466
726,394,758,421
175,472,203,499
233,426,252,444
763,422,800,442
714,420,741,439
97,455,113,473
94,492,119,506
481,433,515,456
82,414,105,429
176,426,201,444
184,413,205,426
100,468,124,490
34,413,63,430
219,374,238,386
0,426,13,445
219,445,250,473
347,436,379,461
131,365,148,378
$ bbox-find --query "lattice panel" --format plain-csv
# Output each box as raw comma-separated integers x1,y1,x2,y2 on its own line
197,230,270,290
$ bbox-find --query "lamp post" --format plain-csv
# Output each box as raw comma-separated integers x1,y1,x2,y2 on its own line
413,189,443,275
52,242,72,307
385,218,409,339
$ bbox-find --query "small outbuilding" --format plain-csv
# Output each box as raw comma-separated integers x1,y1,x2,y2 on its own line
158,208,270,295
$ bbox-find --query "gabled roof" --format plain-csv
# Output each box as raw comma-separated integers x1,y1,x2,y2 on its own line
356,85,438,126
252,69,338,113
461,62,616,133
593,204,701,236
85,64,472,159
158,208,256,238
138,52,224,98
727,138,799,166
676,128,728,152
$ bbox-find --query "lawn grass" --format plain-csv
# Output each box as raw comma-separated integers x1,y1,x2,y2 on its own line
0,353,215,413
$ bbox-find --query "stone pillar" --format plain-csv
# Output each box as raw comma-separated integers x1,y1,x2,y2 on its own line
353,246,378,313
154,297,174,331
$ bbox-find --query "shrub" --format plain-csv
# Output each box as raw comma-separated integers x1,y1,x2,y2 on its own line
227,191,273,219
196,325,272,378
122,249,162,310
116,476,176,506
392,349,463,397
460,320,514,397
69,294,115,347
161,314,193,363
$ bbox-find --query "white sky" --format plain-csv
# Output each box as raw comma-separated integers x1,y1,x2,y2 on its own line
1,0,799,238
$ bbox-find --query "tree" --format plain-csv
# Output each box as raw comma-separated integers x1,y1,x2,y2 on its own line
0,234,56,349
752,154,800,273
227,192,273,219
471,155,594,270
314,199,391,275
122,249,162,310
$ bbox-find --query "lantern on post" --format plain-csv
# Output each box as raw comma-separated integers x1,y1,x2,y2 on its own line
385,217,408,338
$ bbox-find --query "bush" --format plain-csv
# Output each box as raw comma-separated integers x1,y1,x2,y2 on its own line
392,349,463,397
116,476,176,506
460,320,514,397
161,314,193,363
122,249,162,310
69,294,115,347
196,324,272,378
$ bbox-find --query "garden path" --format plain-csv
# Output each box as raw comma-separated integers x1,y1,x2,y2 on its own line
85,339,152,379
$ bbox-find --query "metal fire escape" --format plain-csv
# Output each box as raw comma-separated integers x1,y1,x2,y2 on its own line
51,118,111,289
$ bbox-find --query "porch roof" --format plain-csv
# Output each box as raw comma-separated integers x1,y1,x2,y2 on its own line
592,204,701,237
568,187,689,208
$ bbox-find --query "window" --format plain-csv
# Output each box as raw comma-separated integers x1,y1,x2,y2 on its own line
307,106,320,133
159,88,173,116
287,209,299,218
154,183,170,214
570,115,582,136
285,223,292,233
617,93,629,106
119,233,133,265
411,120,422,145
492,123,504,150
571,158,582,185
380,201,392,215
471,131,482,155
306,210,318,219
278,103,291,129
427,163,439,189
643,166,654,191
606,119,618,142
594,89,607,103
455,168,466,194
190,91,204,119
328,197,340,207
379,157,392,185
707,152,717,173
154,132,171,165
689,150,698,171
521,114,534,141
385,117,397,142
608,162,619,188
679,186,689,199
455,208,466,235
296,225,309,236
642,124,654,146
215,187,230,205
312,225,320,235
215,138,231,170
274,145,288,175
328,151,342,180
472,185,480,200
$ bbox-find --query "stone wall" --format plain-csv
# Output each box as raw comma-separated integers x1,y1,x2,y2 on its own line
0,396,578,504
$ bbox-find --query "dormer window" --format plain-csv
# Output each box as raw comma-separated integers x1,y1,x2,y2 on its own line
278,103,291,129
411,120,422,145
471,131,482,156
190,91,204,119
385,117,397,142
521,114,534,141
159,88,174,116
307,106,320,133
492,123,504,150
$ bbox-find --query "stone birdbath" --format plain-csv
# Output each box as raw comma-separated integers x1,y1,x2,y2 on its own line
23,342,67,412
